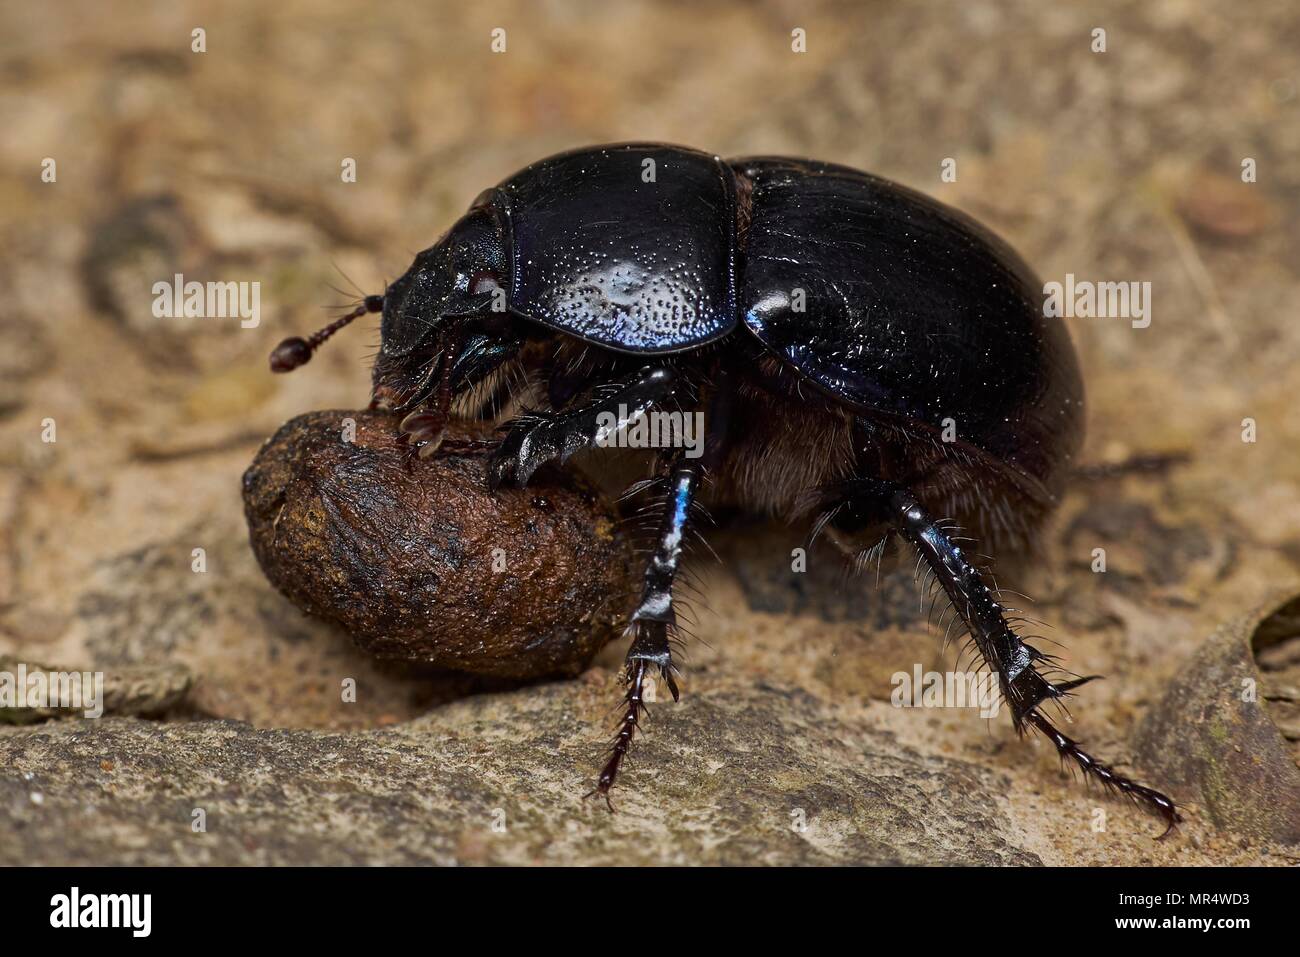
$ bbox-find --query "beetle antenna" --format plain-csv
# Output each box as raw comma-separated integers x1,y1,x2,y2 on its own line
270,294,384,372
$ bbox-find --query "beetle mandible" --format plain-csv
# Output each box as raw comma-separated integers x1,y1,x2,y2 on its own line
271,143,1180,836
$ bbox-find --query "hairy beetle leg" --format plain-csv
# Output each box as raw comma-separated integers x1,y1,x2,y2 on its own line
587,458,699,807
488,365,676,489
394,345,459,460
826,477,1181,837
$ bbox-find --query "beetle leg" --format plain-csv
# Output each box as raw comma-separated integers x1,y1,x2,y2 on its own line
487,365,677,489
826,477,1181,838
588,456,701,809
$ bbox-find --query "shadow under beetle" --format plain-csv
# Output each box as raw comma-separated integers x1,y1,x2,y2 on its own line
272,143,1181,837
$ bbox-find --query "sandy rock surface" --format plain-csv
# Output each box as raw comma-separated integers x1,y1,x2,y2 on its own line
1,0,1298,865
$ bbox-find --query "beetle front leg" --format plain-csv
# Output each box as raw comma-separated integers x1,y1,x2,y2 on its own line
487,365,677,489
589,456,701,809
827,477,1181,838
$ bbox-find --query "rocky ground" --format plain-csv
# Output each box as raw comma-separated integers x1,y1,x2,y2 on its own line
1,0,1298,865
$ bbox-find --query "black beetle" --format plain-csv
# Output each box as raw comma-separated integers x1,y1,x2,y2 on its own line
271,143,1179,836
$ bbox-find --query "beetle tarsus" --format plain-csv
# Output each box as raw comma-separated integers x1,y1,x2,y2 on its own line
1024,708,1182,839
587,658,651,811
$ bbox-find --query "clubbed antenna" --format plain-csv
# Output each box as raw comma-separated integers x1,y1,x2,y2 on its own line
269,294,383,373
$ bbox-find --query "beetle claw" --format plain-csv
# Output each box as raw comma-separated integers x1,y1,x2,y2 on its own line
400,407,450,460
416,432,445,458
486,434,543,489
485,452,516,491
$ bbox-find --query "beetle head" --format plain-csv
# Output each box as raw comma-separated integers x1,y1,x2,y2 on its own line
369,205,518,414
268,199,523,451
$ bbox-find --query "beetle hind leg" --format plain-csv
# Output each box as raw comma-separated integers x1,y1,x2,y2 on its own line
822,476,1181,838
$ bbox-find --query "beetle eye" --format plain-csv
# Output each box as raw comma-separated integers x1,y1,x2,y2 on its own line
470,270,503,296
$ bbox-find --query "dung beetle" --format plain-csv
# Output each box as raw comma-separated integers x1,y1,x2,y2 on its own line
271,143,1180,836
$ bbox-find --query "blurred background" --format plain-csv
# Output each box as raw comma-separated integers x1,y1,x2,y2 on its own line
0,0,1297,864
